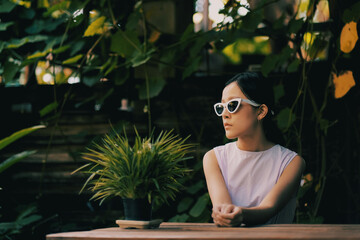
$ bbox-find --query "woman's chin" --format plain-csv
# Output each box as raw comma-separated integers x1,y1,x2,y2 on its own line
225,132,237,140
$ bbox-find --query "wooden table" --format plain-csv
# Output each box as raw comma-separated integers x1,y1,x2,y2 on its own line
46,222,360,240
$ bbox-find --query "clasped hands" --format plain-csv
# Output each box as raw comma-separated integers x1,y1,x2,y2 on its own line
212,204,243,227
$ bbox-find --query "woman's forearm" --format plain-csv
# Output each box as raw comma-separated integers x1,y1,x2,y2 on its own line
241,206,277,225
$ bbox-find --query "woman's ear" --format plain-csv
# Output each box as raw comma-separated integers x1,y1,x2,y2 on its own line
257,104,268,120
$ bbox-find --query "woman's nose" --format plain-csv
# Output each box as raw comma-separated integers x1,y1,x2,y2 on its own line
222,109,230,118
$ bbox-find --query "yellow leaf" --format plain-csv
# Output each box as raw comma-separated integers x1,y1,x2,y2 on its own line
332,71,356,99
10,0,31,8
303,32,315,46
62,54,83,65
222,43,241,64
27,50,48,59
340,21,358,53
84,16,106,37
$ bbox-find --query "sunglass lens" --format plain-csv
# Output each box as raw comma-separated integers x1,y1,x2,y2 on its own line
227,100,239,112
215,105,224,115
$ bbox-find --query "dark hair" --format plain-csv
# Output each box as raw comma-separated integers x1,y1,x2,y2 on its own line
225,72,284,145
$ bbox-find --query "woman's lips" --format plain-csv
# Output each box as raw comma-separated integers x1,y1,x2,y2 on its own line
223,123,231,129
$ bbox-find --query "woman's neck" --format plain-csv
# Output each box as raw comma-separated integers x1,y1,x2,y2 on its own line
236,133,274,152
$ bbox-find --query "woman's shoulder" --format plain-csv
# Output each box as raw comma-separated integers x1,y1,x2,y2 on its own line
203,149,218,169
275,145,305,169
204,142,235,165
203,148,215,160
275,144,298,156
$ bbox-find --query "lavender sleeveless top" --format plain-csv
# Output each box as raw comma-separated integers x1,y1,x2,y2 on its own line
214,142,298,224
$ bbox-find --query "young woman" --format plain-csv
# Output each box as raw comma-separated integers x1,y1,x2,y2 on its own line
203,72,305,226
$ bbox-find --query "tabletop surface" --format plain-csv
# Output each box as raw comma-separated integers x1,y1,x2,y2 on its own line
46,222,360,240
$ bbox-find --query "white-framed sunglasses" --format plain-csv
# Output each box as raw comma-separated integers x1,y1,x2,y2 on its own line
214,98,261,116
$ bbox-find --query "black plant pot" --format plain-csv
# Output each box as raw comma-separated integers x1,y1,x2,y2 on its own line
122,198,152,221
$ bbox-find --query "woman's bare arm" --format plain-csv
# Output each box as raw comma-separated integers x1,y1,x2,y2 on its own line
203,149,232,206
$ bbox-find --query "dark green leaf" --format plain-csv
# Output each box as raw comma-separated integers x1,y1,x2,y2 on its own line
287,58,300,73
241,10,263,32
0,222,17,235
276,107,296,131
0,22,14,31
67,0,89,27
0,125,45,151
20,7,35,19
342,9,353,23
319,119,337,136
126,10,141,31
288,18,304,33
188,35,209,59
186,181,204,194
273,14,286,30
273,84,285,104
182,56,202,79
0,150,37,174
16,214,42,226
0,41,5,54
352,2,360,21
180,24,195,42
131,53,150,67
342,2,360,23
39,102,59,117
6,35,48,49
279,46,293,62
111,30,141,58
83,75,99,87
3,60,20,83
177,197,194,213
189,193,209,218
138,76,166,100
0,0,16,13
25,18,65,34
168,213,189,222
69,40,86,56
44,36,65,51
261,46,293,76
16,205,37,220
69,12,85,28
261,54,278,77
130,48,155,67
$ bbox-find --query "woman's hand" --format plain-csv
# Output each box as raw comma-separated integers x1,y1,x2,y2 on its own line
212,204,243,227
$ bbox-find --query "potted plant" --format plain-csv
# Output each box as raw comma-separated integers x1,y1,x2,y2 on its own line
73,127,194,228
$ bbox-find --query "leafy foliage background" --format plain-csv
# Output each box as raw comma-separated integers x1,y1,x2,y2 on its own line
0,0,360,239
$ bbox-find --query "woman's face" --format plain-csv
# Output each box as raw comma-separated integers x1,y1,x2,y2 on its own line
221,82,259,139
